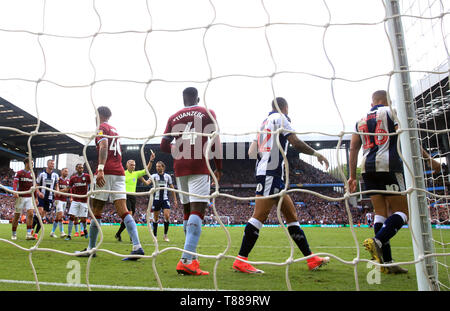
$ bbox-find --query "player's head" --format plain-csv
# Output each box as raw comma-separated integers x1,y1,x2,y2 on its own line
47,159,55,171
61,167,68,178
75,163,84,174
97,106,112,122
271,97,288,115
371,90,388,107
156,161,165,174
23,157,33,170
126,160,136,172
183,87,199,107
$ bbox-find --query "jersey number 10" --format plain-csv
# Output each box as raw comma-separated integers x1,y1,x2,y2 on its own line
358,120,388,150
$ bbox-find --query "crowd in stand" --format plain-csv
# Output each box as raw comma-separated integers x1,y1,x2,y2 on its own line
1,156,448,226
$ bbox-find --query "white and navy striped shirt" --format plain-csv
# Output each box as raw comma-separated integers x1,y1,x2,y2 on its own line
151,173,173,201
255,111,294,179
36,170,59,201
356,105,402,173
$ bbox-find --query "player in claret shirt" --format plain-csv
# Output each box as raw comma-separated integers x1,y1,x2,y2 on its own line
66,163,91,240
161,87,223,275
11,158,36,240
76,106,144,261
50,167,69,238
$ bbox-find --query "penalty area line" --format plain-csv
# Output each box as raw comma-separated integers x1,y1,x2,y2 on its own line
0,279,216,291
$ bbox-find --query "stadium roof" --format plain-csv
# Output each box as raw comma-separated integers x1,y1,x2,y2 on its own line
0,97,84,160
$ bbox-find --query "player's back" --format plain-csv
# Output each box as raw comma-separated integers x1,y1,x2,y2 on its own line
356,105,401,173
163,105,218,177
96,122,124,176
255,111,293,179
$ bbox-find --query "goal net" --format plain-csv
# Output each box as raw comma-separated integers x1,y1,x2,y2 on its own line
0,0,448,292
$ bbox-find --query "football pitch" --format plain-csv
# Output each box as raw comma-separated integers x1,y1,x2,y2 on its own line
0,224,448,291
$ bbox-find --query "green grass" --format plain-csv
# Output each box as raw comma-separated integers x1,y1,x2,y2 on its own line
0,224,448,291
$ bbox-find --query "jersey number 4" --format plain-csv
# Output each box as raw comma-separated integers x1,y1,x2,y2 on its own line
109,137,122,156
358,120,388,149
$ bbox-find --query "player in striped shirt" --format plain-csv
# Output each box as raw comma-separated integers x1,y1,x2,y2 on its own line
50,167,69,238
11,158,36,240
149,161,178,242
233,97,330,274
33,159,59,238
348,90,441,274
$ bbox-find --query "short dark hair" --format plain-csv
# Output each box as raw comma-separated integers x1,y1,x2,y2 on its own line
271,97,288,111
97,106,112,119
75,163,84,169
372,90,387,103
23,157,30,165
183,87,198,106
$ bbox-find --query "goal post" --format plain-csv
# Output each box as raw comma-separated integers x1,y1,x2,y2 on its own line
384,0,439,291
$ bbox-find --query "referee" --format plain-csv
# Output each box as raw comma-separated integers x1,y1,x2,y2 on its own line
115,151,155,242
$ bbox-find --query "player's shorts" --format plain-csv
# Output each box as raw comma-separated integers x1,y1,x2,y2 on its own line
152,199,171,212
55,200,67,213
255,175,285,197
38,198,53,212
176,174,210,205
362,172,406,195
68,201,89,218
91,174,126,202
126,195,136,214
14,197,33,213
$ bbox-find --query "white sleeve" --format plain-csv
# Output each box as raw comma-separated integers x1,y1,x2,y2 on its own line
280,115,295,136
168,175,173,185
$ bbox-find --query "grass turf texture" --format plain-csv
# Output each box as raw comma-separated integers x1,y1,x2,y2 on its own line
0,223,448,291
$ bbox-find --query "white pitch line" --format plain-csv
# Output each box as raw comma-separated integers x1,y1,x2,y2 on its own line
0,279,216,291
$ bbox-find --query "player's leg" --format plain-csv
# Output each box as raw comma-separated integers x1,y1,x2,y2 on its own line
11,212,20,240
66,214,76,240
163,205,170,241
25,208,34,239
50,201,59,237
280,194,330,270
152,207,161,238
233,175,280,274
176,175,209,275
115,195,134,241
232,195,273,274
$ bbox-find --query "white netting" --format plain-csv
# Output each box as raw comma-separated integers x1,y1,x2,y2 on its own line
0,0,449,291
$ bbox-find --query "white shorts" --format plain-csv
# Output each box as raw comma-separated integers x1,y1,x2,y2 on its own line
55,200,67,213
90,175,126,202
69,201,89,218
14,197,33,213
176,174,210,205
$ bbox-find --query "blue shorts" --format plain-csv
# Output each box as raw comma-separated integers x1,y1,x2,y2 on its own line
152,200,170,212
38,198,53,212
255,175,285,197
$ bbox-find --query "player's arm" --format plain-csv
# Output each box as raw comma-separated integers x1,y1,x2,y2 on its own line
139,176,152,186
160,118,174,154
147,150,155,171
248,139,258,159
96,138,108,187
12,173,19,199
209,110,223,182
421,146,441,174
347,133,362,193
287,134,329,169
170,183,178,208
35,173,44,198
